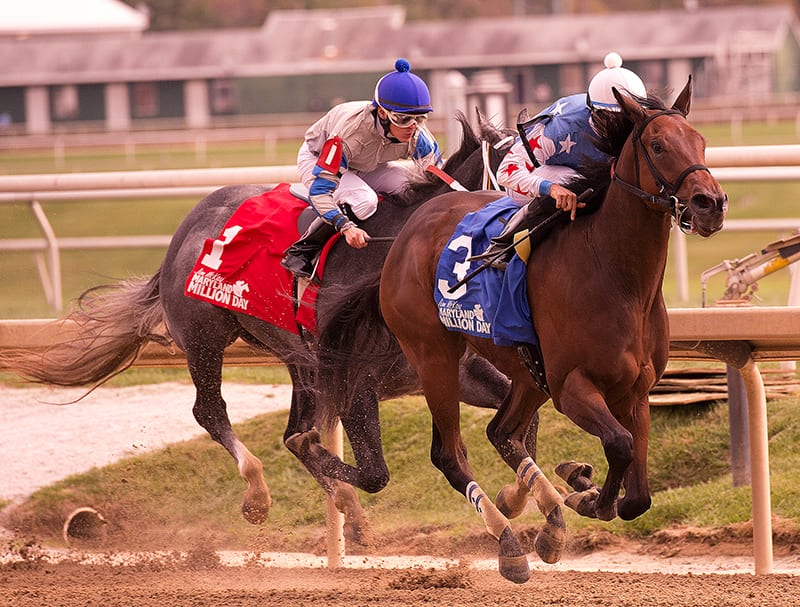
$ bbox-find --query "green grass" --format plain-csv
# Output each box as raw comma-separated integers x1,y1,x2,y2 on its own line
6,394,799,549
1,120,798,317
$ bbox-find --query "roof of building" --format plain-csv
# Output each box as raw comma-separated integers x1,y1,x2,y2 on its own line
0,4,796,87
0,0,148,38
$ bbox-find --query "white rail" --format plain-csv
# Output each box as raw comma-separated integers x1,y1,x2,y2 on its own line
1,144,799,310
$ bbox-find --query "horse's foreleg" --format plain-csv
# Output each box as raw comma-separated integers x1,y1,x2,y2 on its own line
282,384,375,546
287,389,390,494
283,427,372,545
617,399,652,520
556,372,634,521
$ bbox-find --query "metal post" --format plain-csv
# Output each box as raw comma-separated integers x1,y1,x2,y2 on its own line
726,365,751,486
739,359,773,575
324,420,345,568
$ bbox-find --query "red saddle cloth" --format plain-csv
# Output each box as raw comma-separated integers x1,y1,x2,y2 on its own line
183,182,338,334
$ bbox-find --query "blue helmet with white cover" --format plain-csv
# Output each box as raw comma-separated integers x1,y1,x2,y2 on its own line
373,58,433,114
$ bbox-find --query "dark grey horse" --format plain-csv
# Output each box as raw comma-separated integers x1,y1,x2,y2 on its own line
3,113,515,542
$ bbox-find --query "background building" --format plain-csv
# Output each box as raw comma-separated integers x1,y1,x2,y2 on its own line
0,1,798,137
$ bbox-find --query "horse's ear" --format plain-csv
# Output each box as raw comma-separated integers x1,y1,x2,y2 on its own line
612,87,646,122
672,75,693,117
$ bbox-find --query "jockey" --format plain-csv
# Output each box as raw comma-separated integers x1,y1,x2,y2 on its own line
478,52,646,261
281,58,443,279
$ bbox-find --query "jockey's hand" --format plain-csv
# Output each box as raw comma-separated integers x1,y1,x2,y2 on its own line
342,226,370,249
550,184,586,221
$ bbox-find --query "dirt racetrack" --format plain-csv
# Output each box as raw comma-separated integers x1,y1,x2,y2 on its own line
3,556,800,607
2,383,799,606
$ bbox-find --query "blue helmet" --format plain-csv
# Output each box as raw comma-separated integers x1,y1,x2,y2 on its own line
372,58,433,114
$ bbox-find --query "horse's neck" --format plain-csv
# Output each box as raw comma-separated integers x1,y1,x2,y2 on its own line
590,185,672,296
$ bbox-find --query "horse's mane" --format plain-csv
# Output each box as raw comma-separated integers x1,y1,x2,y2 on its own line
569,92,668,211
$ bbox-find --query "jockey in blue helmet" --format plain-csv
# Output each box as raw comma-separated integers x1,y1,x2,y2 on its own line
282,58,442,279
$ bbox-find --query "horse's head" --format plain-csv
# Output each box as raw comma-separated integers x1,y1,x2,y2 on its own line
612,78,727,237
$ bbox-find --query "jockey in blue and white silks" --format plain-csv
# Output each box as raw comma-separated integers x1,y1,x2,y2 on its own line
479,52,646,262
282,58,442,279
497,93,612,205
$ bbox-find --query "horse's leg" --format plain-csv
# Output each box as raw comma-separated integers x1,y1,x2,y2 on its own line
281,368,375,546
555,371,635,521
404,341,530,584
616,398,652,520
284,382,385,545
186,346,271,524
487,382,566,564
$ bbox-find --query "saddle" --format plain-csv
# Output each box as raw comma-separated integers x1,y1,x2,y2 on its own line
183,183,338,335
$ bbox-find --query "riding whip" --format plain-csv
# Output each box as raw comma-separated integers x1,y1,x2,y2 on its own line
447,189,593,293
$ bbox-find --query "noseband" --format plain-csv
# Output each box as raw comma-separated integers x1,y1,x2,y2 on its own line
612,109,710,234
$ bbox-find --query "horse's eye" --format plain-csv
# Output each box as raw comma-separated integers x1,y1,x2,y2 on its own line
650,141,664,154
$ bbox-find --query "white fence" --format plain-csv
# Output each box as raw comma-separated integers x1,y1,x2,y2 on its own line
1,145,799,310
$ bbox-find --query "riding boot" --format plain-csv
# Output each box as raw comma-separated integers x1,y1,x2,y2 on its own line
281,217,337,279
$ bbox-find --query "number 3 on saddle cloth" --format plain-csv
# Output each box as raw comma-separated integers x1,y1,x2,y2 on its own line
184,182,338,334
434,196,539,348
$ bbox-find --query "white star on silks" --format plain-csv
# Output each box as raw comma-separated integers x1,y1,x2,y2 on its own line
559,133,577,154
551,100,567,115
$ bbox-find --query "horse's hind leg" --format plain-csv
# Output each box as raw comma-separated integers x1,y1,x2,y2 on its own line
282,371,377,545
406,341,530,584
187,347,270,524
487,382,566,565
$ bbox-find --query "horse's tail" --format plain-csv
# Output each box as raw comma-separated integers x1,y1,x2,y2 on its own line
315,271,403,431
1,271,170,395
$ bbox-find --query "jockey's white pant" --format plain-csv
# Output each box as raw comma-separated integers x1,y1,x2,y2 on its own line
298,146,416,220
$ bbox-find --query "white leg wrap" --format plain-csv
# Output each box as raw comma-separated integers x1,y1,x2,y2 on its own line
517,457,563,515
466,481,508,540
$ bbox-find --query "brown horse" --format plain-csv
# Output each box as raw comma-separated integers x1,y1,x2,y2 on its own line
316,80,727,582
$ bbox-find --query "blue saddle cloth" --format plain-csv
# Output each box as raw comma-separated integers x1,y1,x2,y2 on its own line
433,196,538,347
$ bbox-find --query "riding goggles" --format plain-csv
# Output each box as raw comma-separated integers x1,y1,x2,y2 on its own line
383,109,429,128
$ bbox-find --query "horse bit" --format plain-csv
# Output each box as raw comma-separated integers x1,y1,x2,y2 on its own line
611,109,711,234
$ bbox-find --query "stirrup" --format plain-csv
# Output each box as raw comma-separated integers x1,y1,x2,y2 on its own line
470,239,513,262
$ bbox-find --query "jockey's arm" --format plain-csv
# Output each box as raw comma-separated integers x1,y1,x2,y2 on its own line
498,142,583,220
306,137,359,233
414,126,443,168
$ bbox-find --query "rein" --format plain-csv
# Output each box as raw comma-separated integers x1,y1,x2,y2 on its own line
612,108,710,234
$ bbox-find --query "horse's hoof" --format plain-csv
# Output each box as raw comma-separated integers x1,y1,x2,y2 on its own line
596,500,618,522
241,500,270,525
534,510,567,564
497,526,530,584
564,488,600,518
345,518,374,547
555,461,595,491
335,484,373,547
284,428,322,456
495,484,528,519
617,495,651,521
499,554,530,584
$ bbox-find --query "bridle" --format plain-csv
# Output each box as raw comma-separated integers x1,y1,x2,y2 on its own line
611,109,710,234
